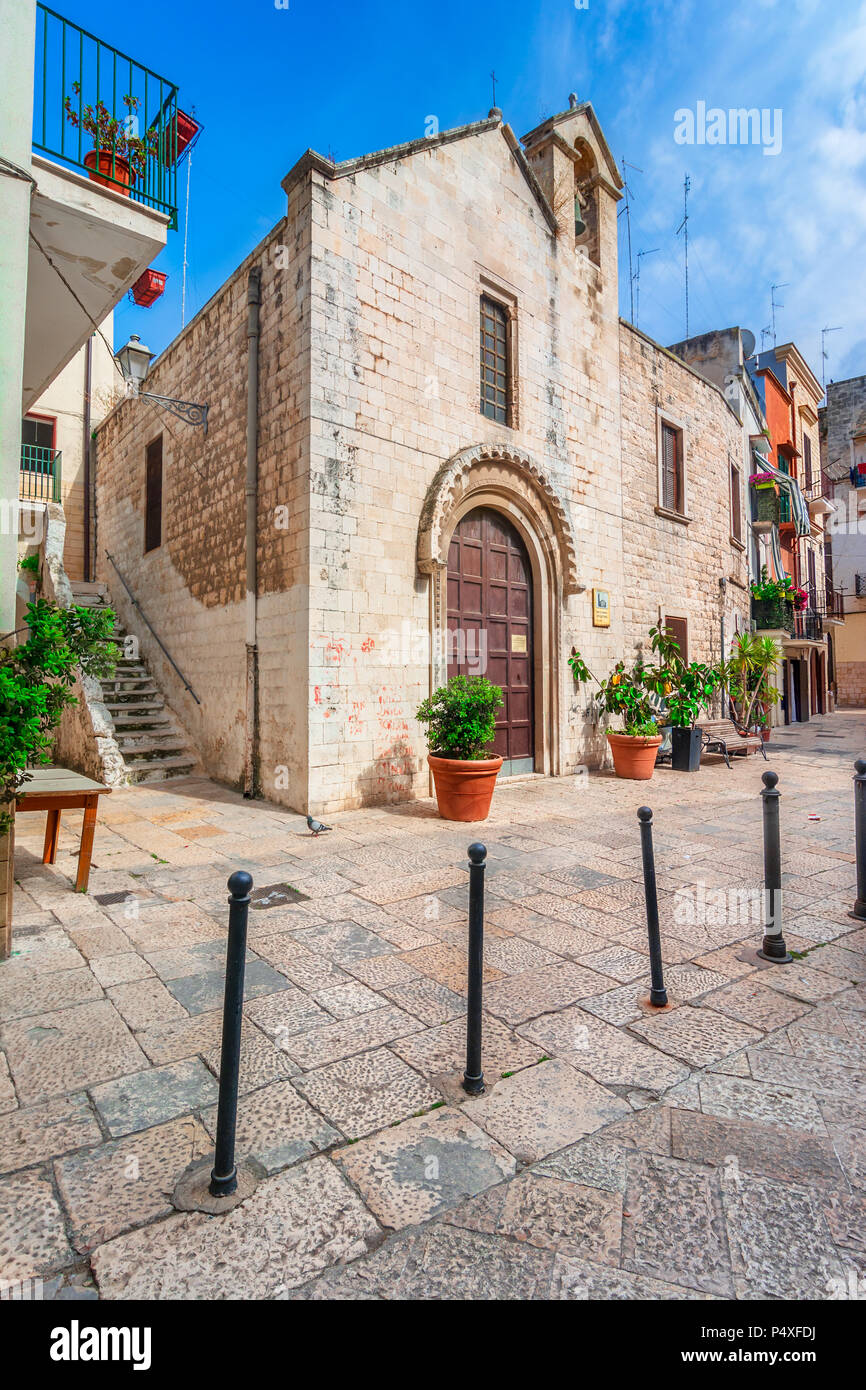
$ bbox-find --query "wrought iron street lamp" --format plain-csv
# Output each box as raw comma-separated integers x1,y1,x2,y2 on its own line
115,333,209,435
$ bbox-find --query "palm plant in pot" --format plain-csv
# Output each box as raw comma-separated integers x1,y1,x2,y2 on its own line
722,633,782,738
416,675,504,821
568,646,662,780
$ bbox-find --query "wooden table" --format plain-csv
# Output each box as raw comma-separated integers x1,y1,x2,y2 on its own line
16,767,111,893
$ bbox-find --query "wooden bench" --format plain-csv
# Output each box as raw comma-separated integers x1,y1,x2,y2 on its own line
698,719,767,769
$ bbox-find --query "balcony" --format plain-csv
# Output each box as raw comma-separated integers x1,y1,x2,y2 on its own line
23,6,179,408
33,5,179,225
803,470,835,520
19,444,62,504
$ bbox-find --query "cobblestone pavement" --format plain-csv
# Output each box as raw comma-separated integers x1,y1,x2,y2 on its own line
2,715,865,1301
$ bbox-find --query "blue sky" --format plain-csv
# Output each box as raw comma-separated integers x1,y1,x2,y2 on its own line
67,0,866,391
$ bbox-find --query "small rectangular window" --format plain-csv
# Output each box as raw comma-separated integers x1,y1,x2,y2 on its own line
730,461,742,542
661,422,684,514
144,436,163,553
480,296,510,424
665,615,688,663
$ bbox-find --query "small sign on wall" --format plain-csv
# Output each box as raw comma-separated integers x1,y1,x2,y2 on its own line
511,633,527,653
592,588,611,627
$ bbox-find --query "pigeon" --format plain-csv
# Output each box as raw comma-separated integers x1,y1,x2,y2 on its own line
306,815,333,837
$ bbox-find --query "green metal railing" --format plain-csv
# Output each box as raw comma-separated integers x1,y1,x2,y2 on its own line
33,5,179,227
20,445,62,503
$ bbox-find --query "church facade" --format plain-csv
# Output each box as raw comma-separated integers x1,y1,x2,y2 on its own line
92,99,750,813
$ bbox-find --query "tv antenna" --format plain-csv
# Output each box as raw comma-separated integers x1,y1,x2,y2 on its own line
490,70,498,109
620,158,642,323
821,325,843,392
676,173,690,337
634,247,659,330
770,282,788,347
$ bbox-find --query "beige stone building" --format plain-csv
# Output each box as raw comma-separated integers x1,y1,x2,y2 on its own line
90,100,751,813
19,324,117,583
821,374,866,707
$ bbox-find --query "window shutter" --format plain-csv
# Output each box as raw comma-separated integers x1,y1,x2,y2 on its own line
665,616,688,663
730,462,741,541
144,437,163,553
803,434,812,489
662,425,679,512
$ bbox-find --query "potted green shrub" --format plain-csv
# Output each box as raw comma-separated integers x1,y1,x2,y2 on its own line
722,633,782,740
649,625,720,772
568,647,662,780
64,84,159,195
416,675,504,821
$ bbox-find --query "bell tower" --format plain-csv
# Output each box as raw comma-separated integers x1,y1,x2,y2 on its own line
522,95,622,302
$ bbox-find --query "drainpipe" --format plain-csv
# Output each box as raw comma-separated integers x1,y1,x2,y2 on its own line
244,267,262,798
83,336,92,582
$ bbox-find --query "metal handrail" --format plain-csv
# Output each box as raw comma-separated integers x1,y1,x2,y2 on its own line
104,551,200,704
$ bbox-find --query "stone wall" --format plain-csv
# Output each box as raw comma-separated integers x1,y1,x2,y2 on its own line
94,189,312,808
619,323,750,664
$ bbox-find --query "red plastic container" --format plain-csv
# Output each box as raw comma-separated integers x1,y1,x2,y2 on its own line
130,269,167,307
161,109,200,164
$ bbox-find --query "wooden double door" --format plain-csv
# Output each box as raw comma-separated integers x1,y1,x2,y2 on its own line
446,507,535,773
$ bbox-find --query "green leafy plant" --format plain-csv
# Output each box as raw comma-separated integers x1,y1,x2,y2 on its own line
750,565,807,611
0,599,117,832
415,674,503,760
568,644,660,736
64,83,159,177
720,632,782,732
18,554,40,577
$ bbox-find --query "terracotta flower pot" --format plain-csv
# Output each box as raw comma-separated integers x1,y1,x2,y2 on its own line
428,753,502,821
606,731,662,781
84,149,132,195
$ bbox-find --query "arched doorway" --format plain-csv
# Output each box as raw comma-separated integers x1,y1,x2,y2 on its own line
447,507,534,774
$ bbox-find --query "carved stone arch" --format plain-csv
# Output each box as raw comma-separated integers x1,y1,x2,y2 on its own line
417,442,580,595
417,443,581,779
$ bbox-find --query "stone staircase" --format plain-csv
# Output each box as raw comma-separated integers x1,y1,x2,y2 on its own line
70,581,199,784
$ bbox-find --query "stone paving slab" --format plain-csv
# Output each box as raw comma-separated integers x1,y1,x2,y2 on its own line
444,1170,623,1265
391,1014,543,1079
292,1048,441,1139
0,966,103,1022
200,1080,342,1175
483,962,615,1026
0,1091,102,1175
461,1059,631,1163
54,1116,212,1252
0,1169,74,1281
697,1073,828,1134
622,1151,733,1297
669,1108,846,1187
629,1004,763,1068
518,1007,690,1093
334,1108,516,1228
290,1222,555,1301
722,1174,845,1300
90,1058,219,1137
1,999,149,1104
92,1157,381,1299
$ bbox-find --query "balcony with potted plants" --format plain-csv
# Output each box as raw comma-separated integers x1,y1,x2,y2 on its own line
23,5,193,408
750,471,780,532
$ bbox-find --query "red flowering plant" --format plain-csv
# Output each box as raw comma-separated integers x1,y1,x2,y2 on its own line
64,83,159,178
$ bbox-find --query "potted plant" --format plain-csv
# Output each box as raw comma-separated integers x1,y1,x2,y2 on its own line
751,567,797,631
645,625,721,772
64,84,159,194
721,633,782,739
568,646,662,780
750,473,779,525
415,675,504,821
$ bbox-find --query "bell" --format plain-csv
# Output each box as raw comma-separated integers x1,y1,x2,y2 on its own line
574,192,587,237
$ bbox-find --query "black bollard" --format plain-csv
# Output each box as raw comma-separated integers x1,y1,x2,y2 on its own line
462,843,486,1096
757,770,791,963
637,807,668,1007
209,870,253,1198
851,760,866,920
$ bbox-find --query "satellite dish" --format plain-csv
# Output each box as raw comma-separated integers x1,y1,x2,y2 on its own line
741,329,756,360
